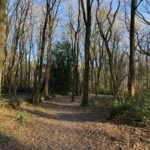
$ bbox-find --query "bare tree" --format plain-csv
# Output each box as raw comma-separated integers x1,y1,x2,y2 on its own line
96,0,121,96
137,0,150,25
43,0,61,97
5,0,31,94
68,0,82,102
32,1,50,104
33,0,59,103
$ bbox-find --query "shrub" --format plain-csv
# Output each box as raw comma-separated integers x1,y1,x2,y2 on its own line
97,89,112,95
111,92,150,123
89,96,114,107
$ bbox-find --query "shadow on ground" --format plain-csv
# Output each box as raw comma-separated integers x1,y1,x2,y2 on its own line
0,132,33,150
20,99,110,123
21,100,149,129
22,108,109,122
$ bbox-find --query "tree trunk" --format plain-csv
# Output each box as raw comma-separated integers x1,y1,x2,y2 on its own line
75,40,80,95
82,26,91,105
128,0,136,97
81,0,92,106
43,38,51,97
71,38,76,102
0,0,6,94
32,9,48,104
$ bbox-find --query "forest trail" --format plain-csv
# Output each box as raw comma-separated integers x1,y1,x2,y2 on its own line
0,96,150,150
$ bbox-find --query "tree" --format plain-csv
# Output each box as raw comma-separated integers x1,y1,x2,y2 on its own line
128,0,137,97
96,0,121,96
0,0,6,94
81,0,94,106
32,3,49,103
49,40,73,95
43,0,61,97
6,0,31,94
67,0,82,102
90,22,104,97
32,0,60,103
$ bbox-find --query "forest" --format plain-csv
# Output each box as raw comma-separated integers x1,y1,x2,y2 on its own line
0,0,150,149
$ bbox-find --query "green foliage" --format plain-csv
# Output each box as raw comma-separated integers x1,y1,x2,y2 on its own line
89,96,114,107
97,89,112,95
89,93,150,124
18,111,26,124
49,40,73,95
111,93,150,123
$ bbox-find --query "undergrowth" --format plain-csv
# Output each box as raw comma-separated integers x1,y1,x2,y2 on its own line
111,93,150,123
89,93,150,124
89,96,114,107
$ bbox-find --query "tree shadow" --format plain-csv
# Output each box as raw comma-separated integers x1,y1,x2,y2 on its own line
22,106,110,123
39,101,83,112
0,132,33,150
22,100,149,129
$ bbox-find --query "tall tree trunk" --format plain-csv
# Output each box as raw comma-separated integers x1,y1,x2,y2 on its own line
28,44,32,88
43,35,52,97
128,0,136,97
146,51,149,90
71,36,76,102
32,10,48,104
81,0,93,106
0,0,6,94
75,38,80,95
70,0,81,101
82,26,91,105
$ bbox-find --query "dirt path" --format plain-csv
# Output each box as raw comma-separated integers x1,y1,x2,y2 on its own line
0,96,150,150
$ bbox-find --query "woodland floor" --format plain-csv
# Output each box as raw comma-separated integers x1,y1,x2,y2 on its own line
0,95,150,150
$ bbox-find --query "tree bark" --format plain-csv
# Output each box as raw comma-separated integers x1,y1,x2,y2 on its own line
43,33,52,97
81,0,93,106
0,0,6,94
128,0,136,97
32,4,49,104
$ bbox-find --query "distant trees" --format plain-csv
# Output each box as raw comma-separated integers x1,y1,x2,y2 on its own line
67,0,82,102
0,0,6,94
4,0,31,94
65,0,149,100
0,0,150,104
96,0,121,96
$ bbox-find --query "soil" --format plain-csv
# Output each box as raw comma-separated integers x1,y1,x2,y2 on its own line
0,96,149,150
